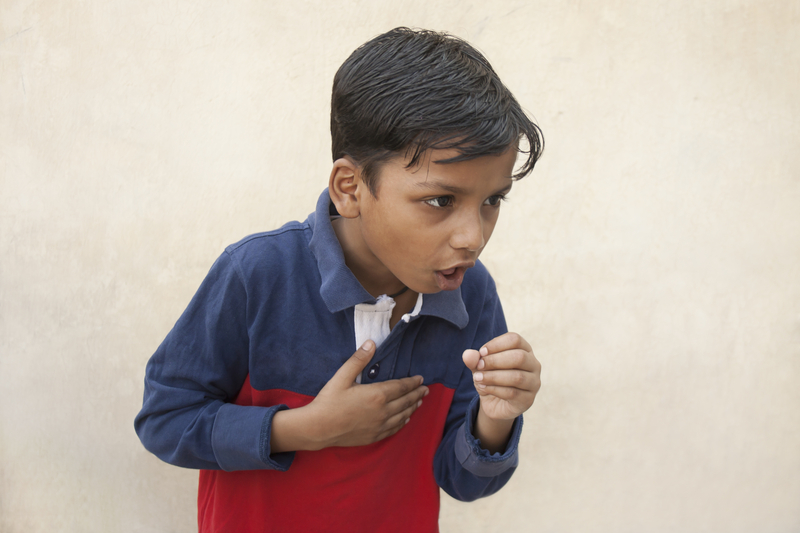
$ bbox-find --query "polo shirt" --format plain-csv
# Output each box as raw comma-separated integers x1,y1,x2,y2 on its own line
135,189,522,532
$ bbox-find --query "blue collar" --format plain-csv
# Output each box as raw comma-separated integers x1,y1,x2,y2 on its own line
307,189,469,329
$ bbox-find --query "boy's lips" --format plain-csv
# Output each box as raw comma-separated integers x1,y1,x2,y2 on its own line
434,264,472,291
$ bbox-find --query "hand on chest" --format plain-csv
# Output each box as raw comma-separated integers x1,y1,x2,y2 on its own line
247,293,465,395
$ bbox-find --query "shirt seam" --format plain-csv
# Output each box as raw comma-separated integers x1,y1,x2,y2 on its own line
225,223,309,254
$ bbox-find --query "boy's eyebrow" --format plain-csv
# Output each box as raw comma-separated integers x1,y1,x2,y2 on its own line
494,183,514,195
413,180,514,195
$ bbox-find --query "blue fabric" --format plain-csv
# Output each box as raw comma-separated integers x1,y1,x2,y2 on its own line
135,188,522,499
454,395,521,476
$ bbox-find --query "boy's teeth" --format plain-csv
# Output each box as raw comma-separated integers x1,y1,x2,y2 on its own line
441,268,456,275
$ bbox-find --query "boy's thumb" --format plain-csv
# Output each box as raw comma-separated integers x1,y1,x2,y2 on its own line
462,349,480,371
333,340,376,385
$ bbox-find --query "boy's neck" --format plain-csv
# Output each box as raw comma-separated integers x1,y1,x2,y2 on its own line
331,217,406,299
332,217,419,329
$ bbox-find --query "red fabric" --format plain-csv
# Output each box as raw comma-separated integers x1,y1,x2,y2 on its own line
198,377,454,533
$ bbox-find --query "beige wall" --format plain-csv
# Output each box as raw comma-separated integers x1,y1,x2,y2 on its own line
2,1,799,531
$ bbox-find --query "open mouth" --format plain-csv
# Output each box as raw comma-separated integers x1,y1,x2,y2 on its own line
434,266,467,291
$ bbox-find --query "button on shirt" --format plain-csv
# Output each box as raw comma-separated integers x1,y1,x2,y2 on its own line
134,188,523,533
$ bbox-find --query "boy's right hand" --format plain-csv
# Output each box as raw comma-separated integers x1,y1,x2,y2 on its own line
270,340,428,453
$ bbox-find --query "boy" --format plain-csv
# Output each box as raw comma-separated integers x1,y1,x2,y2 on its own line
135,27,543,532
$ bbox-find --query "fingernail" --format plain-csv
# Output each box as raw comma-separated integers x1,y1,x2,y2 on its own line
417,376,424,385
362,340,374,350
477,359,485,370
473,372,483,382
480,347,489,357
405,418,411,424
423,388,430,397
477,383,486,390
417,400,422,408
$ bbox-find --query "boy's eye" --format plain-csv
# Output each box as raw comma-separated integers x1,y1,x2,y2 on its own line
483,194,507,207
424,196,454,208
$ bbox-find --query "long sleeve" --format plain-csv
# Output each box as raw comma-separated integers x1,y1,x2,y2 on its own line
134,251,293,471
432,277,523,501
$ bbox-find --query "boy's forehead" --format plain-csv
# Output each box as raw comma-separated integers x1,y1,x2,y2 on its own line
372,146,517,191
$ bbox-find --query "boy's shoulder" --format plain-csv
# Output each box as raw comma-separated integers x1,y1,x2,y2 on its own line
221,219,315,279
225,219,309,254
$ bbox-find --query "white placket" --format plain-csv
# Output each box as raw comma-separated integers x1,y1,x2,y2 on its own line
353,293,423,383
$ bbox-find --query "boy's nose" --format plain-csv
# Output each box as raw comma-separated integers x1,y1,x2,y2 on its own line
450,210,485,252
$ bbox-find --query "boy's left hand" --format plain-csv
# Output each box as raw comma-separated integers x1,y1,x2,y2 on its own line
462,332,541,421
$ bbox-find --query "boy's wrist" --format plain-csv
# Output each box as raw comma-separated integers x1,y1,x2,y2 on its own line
474,407,515,455
270,405,331,453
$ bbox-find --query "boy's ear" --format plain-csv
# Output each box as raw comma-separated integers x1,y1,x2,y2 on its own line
328,157,363,219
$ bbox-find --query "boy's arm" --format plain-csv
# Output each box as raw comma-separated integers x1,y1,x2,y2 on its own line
134,251,278,471
134,251,429,469
433,278,540,501
463,332,541,453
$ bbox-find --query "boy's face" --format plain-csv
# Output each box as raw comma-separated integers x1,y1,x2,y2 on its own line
352,146,517,294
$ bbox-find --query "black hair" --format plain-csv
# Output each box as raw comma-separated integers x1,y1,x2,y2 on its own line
331,27,544,195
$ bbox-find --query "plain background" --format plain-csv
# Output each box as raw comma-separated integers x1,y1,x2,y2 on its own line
2,1,799,532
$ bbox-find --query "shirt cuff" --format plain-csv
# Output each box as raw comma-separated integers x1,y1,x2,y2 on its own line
212,403,294,472
454,395,522,477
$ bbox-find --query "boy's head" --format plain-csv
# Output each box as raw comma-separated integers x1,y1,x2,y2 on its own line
331,27,543,196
